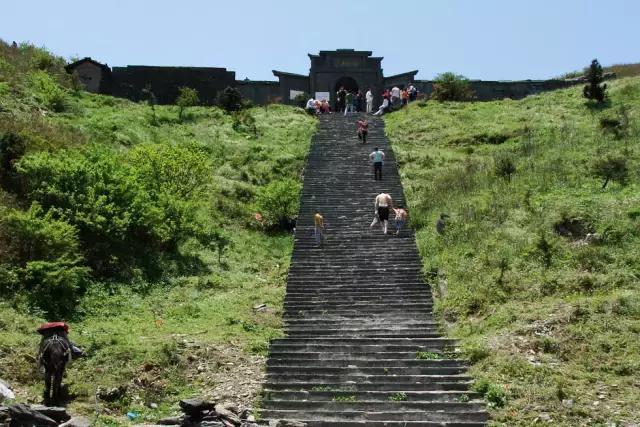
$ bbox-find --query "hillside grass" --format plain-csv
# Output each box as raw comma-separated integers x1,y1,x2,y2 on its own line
561,62,640,79
0,41,316,425
386,78,640,426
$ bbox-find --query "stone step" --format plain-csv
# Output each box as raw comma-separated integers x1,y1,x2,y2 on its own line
284,298,431,304
261,421,486,427
282,315,435,322
266,366,468,376
284,333,443,339
283,302,432,309
262,115,486,425
261,400,486,413
266,358,463,367
283,310,433,318
262,390,480,402
263,381,472,392
260,409,488,423
265,374,473,385
283,326,440,333
284,291,431,298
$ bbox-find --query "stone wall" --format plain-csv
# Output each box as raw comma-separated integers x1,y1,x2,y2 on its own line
236,81,281,105
413,79,580,101
110,66,236,105
273,73,310,105
66,51,588,107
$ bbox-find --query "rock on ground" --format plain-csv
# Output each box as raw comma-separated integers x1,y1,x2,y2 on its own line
7,404,58,426
179,398,215,415
59,416,91,427
0,380,14,402
30,405,71,423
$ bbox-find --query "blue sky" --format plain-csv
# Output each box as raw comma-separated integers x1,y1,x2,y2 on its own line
1,0,638,81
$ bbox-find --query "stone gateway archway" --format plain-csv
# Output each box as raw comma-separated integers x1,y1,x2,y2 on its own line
334,76,359,94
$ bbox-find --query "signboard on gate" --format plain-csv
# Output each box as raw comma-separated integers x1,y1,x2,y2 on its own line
315,92,330,102
289,90,304,100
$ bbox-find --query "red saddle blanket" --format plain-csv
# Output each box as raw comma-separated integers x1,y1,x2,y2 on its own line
37,322,69,335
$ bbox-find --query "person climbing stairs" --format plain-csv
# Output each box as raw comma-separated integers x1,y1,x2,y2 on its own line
261,114,488,426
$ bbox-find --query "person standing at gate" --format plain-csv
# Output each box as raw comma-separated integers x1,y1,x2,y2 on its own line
344,91,355,116
365,88,373,113
401,88,409,106
408,82,418,102
369,146,385,180
336,87,347,113
391,86,401,107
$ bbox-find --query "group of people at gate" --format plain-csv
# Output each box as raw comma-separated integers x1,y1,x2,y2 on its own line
305,83,419,116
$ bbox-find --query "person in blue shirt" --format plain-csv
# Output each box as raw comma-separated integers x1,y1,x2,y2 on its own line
369,147,385,180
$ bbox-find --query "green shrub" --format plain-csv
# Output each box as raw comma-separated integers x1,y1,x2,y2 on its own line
599,106,630,139
26,70,69,112
0,203,89,318
583,59,607,103
431,72,474,101
472,379,507,408
175,86,199,121
22,260,89,318
232,109,258,136
494,154,517,180
217,86,242,112
535,232,554,268
0,130,26,189
16,144,216,277
293,92,309,108
255,179,301,230
591,154,628,189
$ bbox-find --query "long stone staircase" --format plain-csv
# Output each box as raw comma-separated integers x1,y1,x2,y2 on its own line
261,114,488,426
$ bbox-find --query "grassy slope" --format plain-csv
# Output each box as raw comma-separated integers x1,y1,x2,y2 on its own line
386,78,640,426
0,43,316,425
559,62,640,79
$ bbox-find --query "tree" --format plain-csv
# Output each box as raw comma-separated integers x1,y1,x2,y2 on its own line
217,86,243,113
142,84,158,125
293,92,309,108
494,155,516,181
431,72,474,101
592,154,628,189
255,179,301,230
176,86,199,121
0,131,26,189
583,59,607,103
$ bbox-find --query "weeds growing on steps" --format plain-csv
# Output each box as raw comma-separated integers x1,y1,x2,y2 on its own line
415,351,441,360
386,77,640,426
389,392,408,401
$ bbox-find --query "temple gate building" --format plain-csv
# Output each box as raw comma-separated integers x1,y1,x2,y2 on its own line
66,49,579,106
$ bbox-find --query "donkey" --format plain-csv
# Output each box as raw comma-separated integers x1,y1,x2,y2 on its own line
38,334,71,406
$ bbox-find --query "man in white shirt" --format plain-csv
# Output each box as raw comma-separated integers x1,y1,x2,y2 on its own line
391,86,400,106
408,83,417,102
365,88,373,113
372,98,389,116
305,98,317,114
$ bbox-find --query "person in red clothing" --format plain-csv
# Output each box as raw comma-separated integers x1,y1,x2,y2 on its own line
401,88,409,106
357,119,369,144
